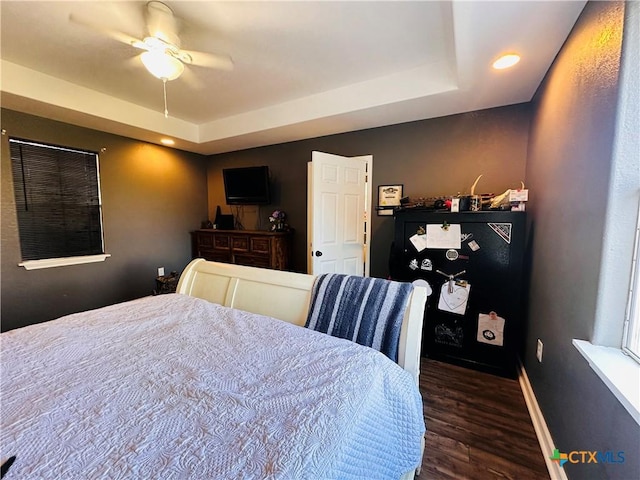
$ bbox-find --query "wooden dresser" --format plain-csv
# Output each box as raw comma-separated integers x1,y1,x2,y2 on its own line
191,229,293,271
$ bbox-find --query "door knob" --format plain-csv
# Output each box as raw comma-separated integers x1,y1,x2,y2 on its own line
315,251,323,257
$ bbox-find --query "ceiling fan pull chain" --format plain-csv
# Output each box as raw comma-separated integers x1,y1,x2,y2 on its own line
163,78,169,118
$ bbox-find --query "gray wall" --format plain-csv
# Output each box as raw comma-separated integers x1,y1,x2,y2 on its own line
206,104,531,275
524,2,639,479
1,109,208,331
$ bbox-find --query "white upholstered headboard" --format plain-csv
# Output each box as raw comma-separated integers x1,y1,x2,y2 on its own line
177,259,427,383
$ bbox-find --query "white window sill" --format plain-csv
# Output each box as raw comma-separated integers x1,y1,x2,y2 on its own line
573,339,640,425
19,254,111,270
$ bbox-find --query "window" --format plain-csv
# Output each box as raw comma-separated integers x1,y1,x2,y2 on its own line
623,206,640,361
9,138,107,269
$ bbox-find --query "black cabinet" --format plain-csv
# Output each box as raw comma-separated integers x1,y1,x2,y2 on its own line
390,210,526,378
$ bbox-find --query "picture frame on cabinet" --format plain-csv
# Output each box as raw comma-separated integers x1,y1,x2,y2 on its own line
377,184,403,216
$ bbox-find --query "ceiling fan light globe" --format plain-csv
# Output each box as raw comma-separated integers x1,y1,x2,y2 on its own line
140,50,184,81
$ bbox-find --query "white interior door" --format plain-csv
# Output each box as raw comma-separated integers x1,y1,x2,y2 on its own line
307,151,372,276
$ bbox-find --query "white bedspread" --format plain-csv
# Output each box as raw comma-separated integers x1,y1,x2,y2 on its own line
1,294,425,479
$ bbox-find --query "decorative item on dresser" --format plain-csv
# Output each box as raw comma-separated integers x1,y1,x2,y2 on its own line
268,209,288,232
191,229,293,271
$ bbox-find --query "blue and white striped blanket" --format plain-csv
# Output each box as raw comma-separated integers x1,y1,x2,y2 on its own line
305,274,414,362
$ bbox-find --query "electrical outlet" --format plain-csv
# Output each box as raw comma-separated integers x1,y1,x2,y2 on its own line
158,267,165,277
536,339,544,362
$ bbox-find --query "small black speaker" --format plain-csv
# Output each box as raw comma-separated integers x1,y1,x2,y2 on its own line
217,215,234,230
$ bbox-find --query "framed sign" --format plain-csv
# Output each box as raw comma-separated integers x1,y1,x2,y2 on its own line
377,184,403,216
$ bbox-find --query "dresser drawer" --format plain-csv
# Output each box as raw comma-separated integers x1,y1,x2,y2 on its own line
250,237,271,254
233,254,271,269
231,236,249,252
197,233,214,247
213,235,231,249
199,249,231,263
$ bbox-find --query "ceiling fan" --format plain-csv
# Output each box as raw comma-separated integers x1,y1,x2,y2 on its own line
70,1,233,117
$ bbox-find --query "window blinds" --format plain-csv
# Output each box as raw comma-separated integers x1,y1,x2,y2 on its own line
9,138,104,261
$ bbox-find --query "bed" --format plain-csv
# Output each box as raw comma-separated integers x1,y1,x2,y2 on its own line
1,259,428,479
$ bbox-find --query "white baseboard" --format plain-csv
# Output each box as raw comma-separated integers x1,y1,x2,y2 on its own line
517,360,568,480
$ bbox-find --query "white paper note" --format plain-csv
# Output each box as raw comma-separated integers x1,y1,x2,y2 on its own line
409,233,429,252
426,224,462,249
476,312,505,346
437,281,470,315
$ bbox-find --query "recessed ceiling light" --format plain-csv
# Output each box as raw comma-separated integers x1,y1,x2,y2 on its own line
492,54,521,70
160,138,175,146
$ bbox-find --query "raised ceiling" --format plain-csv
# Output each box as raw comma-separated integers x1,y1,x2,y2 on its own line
0,1,586,155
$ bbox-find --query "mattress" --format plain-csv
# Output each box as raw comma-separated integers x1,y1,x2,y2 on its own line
0,294,425,479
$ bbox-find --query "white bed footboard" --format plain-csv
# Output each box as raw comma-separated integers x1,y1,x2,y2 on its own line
177,259,427,383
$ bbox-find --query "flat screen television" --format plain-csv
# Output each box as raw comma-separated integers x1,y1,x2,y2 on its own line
222,166,271,205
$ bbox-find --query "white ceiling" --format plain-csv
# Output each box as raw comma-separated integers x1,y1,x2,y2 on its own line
0,1,586,155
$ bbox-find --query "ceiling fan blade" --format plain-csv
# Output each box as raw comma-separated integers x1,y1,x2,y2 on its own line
131,40,150,51
180,50,234,71
69,13,142,47
180,66,205,90
125,53,144,68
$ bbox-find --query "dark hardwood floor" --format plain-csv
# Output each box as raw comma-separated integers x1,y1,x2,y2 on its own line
418,358,550,480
